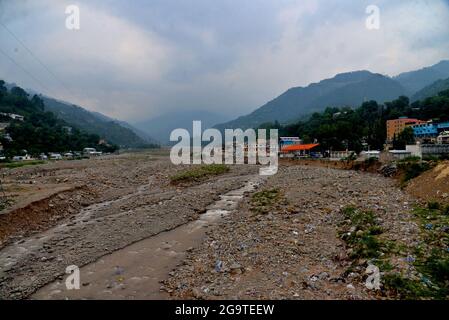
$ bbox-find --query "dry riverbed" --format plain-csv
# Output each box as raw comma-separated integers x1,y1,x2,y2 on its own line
0,153,445,300
163,166,425,300
0,151,258,299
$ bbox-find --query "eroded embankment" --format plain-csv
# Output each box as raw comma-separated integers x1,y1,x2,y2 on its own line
0,186,94,249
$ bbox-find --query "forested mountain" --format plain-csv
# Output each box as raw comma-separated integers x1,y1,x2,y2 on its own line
412,77,449,102
268,90,449,153
0,80,117,156
215,71,406,130
394,60,449,95
135,110,230,144
42,97,157,148
215,60,449,131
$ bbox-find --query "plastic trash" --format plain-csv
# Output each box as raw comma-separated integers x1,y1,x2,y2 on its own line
215,260,223,272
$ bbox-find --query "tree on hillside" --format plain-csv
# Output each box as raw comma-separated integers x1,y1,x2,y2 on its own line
393,127,415,150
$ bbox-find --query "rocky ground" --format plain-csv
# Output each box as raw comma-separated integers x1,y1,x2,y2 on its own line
163,166,422,300
0,153,444,300
0,151,258,299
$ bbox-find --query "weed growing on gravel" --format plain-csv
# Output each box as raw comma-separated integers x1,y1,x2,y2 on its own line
250,188,287,214
383,205,449,299
1,160,46,169
427,201,441,210
339,207,386,260
0,198,14,211
382,274,433,299
170,164,230,183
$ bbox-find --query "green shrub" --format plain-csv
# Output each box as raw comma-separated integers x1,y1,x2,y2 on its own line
1,160,46,169
399,162,431,183
427,201,441,210
170,164,229,183
250,188,286,214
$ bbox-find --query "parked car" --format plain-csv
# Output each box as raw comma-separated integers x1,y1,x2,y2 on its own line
49,153,63,160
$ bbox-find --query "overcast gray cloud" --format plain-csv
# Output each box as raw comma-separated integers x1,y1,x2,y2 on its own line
0,0,448,122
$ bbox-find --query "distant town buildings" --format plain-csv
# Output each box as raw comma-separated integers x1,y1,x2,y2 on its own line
62,126,73,134
0,112,24,121
437,131,449,144
330,150,356,161
386,117,426,142
412,121,449,140
279,137,302,149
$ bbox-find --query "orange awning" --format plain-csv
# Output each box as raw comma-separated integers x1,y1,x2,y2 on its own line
281,143,319,152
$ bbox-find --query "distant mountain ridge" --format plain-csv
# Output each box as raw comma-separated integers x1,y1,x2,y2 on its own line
41,96,156,148
135,110,230,144
215,60,449,130
411,77,449,102
4,81,155,148
394,60,449,94
215,71,406,130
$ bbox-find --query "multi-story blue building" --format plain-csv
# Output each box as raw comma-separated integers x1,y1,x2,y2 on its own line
412,123,438,138
437,122,449,130
412,121,449,138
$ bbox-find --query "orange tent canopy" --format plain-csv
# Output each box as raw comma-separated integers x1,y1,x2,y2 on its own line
281,143,319,152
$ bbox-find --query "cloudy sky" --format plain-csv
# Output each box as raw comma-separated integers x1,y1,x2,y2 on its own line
0,0,448,123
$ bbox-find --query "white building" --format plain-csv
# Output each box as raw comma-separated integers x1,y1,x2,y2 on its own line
360,150,381,160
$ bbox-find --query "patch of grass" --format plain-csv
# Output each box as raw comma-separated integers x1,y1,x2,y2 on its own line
398,156,422,163
427,201,441,210
339,207,388,260
392,205,449,299
341,206,377,228
250,188,286,214
443,205,449,216
170,164,230,183
382,274,433,300
1,160,46,169
0,198,14,211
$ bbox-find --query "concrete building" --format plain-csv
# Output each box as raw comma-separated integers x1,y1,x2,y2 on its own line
360,150,381,160
330,150,356,160
412,121,449,140
387,117,426,142
421,144,449,156
279,137,302,149
437,131,449,144
389,149,412,160
0,113,24,121
395,143,449,159
412,122,438,138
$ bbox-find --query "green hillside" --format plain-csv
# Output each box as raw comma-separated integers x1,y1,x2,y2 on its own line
215,71,406,130
0,80,117,157
412,77,449,102
269,90,449,153
42,97,156,148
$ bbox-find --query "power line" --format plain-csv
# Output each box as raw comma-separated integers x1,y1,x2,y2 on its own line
0,46,50,93
0,20,75,98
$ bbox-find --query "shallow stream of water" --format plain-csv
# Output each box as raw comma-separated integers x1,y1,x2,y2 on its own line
32,177,264,299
